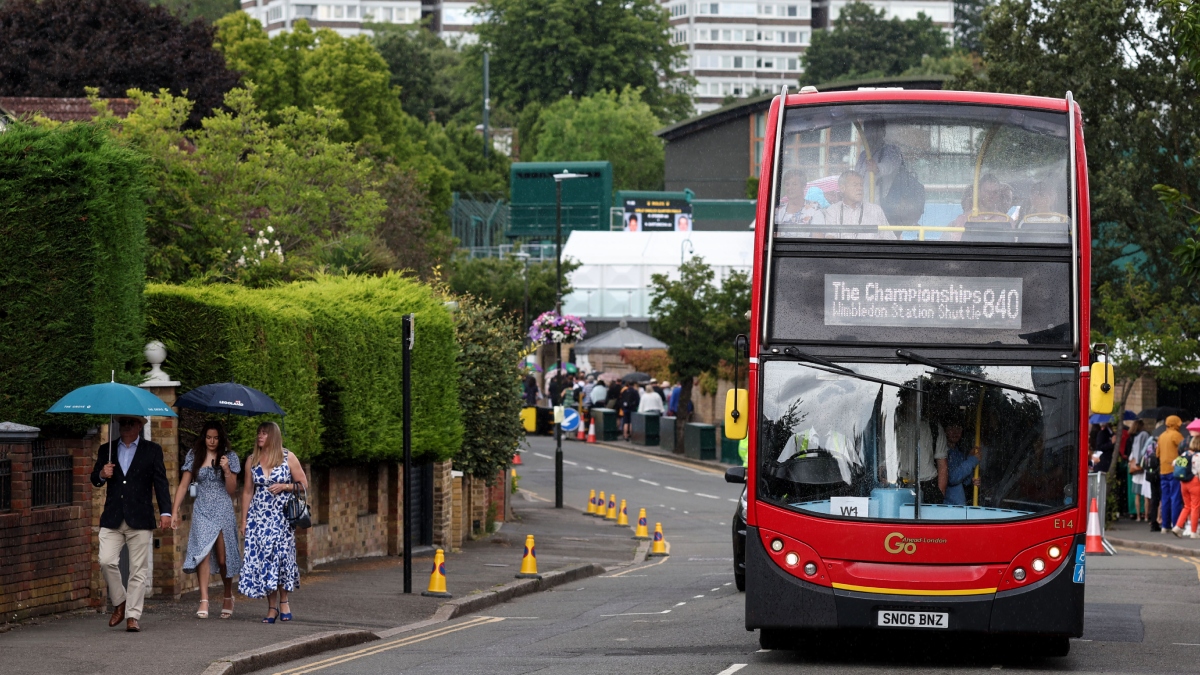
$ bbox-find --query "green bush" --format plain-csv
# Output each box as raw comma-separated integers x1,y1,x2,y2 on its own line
0,122,149,433
453,297,525,482
145,273,462,463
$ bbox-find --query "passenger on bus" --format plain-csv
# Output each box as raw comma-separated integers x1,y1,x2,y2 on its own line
942,420,982,506
856,119,903,202
811,171,896,239
892,390,948,504
774,169,813,234
949,176,1016,241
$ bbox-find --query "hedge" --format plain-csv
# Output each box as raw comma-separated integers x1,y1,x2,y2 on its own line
0,122,149,433
145,273,461,463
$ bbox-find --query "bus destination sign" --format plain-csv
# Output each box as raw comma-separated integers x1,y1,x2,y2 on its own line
824,274,1023,329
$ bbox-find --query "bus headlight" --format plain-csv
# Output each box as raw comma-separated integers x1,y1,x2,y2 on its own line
1048,545,1062,560
1032,558,1046,573
785,552,799,567
771,539,784,552
1013,567,1026,582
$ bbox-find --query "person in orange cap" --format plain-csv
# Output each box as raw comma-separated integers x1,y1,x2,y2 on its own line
1159,415,1186,532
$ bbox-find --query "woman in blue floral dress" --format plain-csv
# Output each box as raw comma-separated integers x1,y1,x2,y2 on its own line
238,422,308,623
171,421,242,619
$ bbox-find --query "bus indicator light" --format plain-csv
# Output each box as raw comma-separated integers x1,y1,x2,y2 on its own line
1048,546,1062,560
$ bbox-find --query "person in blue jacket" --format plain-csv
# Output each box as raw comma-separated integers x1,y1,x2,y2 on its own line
943,418,981,506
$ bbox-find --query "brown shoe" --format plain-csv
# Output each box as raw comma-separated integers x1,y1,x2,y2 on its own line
126,618,140,632
108,602,125,627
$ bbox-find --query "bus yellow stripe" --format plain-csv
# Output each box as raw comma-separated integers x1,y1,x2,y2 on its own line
831,582,997,596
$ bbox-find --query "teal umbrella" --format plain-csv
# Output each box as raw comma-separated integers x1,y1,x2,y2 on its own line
548,362,578,374
47,374,178,463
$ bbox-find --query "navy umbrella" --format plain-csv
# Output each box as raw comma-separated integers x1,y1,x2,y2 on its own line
177,382,285,417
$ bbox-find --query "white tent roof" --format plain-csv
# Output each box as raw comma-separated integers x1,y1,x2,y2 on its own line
561,231,755,268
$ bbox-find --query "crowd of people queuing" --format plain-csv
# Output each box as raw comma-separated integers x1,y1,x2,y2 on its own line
1093,413,1200,537
92,417,307,631
525,371,689,442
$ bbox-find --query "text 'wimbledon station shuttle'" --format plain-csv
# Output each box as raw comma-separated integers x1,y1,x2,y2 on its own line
823,274,1023,329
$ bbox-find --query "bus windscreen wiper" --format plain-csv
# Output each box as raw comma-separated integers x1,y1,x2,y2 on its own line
895,349,1053,399
777,347,924,393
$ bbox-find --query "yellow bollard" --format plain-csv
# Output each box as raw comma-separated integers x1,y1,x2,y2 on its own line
632,508,650,540
516,534,542,579
604,494,618,521
615,499,629,527
593,491,606,517
421,549,452,597
585,489,597,515
648,523,669,557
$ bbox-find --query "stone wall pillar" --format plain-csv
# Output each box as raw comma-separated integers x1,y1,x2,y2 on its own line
140,340,183,598
431,460,453,549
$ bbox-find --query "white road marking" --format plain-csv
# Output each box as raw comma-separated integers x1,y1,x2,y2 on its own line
756,649,771,653
613,472,633,478
665,486,688,493
670,507,677,511
711,587,720,591
716,665,747,675
723,582,732,586
683,511,689,514
586,466,595,470
674,602,687,606
1172,643,1200,646
646,457,720,475
695,493,720,499
728,498,738,503
563,460,578,465
640,479,660,486
598,468,609,473
534,452,553,459
719,522,727,526
693,595,705,598
600,610,672,617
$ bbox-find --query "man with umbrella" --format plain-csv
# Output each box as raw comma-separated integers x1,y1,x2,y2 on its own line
90,416,172,632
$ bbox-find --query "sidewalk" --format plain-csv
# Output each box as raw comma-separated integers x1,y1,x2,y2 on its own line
0,495,638,675
1106,516,1200,556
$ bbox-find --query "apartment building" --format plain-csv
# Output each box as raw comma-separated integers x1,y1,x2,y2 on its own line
240,0,480,42
668,0,954,113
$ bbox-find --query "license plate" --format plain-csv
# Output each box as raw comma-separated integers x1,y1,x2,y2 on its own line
877,610,948,629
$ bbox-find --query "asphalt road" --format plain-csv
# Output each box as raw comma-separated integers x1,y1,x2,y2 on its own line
252,436,1200,675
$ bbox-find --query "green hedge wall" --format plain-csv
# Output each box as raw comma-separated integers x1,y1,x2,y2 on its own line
145,274,461,463
0,123,149,433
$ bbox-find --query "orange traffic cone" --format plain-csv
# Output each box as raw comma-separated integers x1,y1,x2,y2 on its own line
516,535,541,579
421,549,452,597
586,420,596,443
577,416,586,440
648,523,669,557
585,489,597,515
615,499,629,527
604,494,618,521
632,509,650,540
593,491,606,517
1085,497,1110,555
512,451,522,465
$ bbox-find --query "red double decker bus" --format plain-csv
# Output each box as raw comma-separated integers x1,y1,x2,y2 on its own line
723,87,1112,656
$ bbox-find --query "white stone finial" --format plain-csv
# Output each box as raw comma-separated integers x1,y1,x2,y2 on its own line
142,341,172,384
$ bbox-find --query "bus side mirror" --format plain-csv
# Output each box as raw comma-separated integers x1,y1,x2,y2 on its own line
725,466,746,484
725,388,748,439
1089,361,1114,414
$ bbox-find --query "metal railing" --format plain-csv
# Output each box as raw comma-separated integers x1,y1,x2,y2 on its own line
31,440,72,507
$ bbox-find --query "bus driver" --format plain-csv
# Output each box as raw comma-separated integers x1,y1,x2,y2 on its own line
891,389,949,504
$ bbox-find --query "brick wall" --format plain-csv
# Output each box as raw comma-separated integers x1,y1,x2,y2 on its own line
431,460,453,549
0,435,96,623
301,463,389,567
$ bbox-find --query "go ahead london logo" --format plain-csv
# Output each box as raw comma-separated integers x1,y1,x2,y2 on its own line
884,532,947,555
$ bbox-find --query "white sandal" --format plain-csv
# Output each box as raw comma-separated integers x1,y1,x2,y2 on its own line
221,596,234,619
196,599,209,619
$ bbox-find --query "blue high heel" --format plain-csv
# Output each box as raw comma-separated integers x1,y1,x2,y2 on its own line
263,605,278,624
279,600,292,622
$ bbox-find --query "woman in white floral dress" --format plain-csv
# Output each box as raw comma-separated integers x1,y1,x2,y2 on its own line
238,422,308,623
171,420,242,619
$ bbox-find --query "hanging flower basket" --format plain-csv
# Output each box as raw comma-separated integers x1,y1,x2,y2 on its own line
529,311,587,344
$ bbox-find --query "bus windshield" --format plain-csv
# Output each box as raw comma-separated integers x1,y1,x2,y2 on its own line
756,361,1078,522
771,103,1072,244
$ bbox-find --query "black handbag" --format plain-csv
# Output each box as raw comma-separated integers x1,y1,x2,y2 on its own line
283,482,311,530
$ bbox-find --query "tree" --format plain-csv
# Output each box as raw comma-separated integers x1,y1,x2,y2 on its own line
214,13,452,212
961,0,1200,287
425,121,512,195
954,0,991,54
1092,270,1200,418
373,165,455,280
471,0,694,122
649,258,750,453
801,2,949,85
1157,0,1200,282
533,88,665,191
370,22,467,123
148,0,240,23
94,86,385,285
452,296,527,482
0,0,239,127
447,255,580,324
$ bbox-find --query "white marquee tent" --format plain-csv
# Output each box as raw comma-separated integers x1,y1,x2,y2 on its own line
561,231,755,319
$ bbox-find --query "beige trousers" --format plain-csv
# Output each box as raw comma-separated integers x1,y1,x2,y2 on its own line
98,522,152,620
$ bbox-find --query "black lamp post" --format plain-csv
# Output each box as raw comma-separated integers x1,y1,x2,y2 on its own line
552,170,586,508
